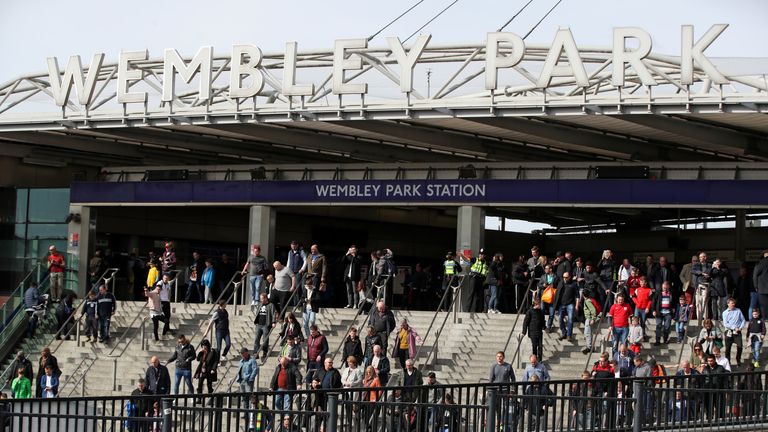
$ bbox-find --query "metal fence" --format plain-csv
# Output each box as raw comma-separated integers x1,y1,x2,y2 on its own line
2,372,768,432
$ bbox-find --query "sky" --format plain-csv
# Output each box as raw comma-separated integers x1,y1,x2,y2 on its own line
1,0,767,83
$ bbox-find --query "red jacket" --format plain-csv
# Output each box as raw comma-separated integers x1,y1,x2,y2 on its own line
634,287,653,311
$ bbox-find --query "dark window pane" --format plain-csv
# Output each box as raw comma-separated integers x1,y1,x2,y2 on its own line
28,189,69,223
15,189,28,223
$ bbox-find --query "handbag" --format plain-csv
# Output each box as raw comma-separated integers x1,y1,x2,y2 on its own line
208,369,218,382
541,285,556,304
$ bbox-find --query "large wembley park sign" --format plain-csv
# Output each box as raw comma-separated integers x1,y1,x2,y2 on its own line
1,24,766,126
47,25,729,105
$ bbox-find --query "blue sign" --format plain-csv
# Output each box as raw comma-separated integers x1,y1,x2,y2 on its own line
70,179,768,206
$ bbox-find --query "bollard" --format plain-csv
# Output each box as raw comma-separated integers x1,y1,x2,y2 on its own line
485,387,498,432
162,398,173,432
633,381,644,432
327,393,339,432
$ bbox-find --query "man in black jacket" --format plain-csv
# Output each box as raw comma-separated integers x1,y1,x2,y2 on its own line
754,250,768,321
555,272,579,342
145,356,171,395
343,245,362,308
700,354,727,419
369,301,396,353
270,356,303,412
96,284,117,343
129,378,152,431
313,356,342,415
185,251,205,303
521,300,545,361
253,293,276,361
6,351,33,398
168,335,196,394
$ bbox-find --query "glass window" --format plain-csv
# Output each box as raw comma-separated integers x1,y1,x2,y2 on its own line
15,189,28,223
26,224,67,239
28,189,69,223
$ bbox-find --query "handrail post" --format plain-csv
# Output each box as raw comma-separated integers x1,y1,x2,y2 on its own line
112,357,118,391
162,398,173,432
76,317,80,347
81,373,86,397
327,393,339,432
485,387,498,432
174,276,179,303
36,262,41,284
633,380,644,432
141,318,146,351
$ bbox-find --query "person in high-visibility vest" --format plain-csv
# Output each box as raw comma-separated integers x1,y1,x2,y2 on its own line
468,249,489,313
441,252,461,311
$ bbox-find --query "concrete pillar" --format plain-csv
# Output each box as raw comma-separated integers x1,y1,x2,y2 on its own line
735,209,746,263
456,206,485,312
247,205,276,300
456,205,485,257
66,205,94,298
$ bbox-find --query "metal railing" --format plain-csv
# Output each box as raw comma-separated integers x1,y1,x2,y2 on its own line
413,278,463,368
330,275,389,362
504,281,535,370
5,371,768,432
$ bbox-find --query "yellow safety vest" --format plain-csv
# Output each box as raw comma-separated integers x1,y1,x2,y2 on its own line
444,260,457,275
471,259,487,276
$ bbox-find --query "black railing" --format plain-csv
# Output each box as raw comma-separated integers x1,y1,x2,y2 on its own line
3,371,768,432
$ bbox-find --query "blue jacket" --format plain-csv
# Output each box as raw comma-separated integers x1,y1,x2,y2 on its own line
40,374,59,397
202,267,215,288
237,357,258,384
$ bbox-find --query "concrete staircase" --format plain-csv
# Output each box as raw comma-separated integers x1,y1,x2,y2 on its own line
2,302,726,397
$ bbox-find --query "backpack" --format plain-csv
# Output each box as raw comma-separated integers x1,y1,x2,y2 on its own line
590,298,602,315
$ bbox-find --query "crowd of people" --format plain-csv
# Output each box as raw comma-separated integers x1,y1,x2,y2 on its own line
6,240,768,431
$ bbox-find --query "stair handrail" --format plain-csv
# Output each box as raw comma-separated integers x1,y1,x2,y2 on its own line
417,281,463,368
504,280,535,370
583,286,616,372
59,355,92,392
330,277,386,362
63,357,97,397
412,275,461,364
0,261,43,333
109,270,243,363
259,288,303,365
180,271,243,349
673,301,697,371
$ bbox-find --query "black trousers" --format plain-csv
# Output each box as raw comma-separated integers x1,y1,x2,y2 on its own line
161,301,171,334
530,334,543,361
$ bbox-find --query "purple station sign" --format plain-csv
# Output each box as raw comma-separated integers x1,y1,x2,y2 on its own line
71,179,768,206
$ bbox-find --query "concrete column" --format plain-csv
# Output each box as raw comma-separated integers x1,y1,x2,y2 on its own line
66,205,94,298
735,209,746,263
456,206,485,312
456,205,485,256
247,205,276,300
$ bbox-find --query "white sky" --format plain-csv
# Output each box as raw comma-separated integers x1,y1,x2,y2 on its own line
1,0,767,83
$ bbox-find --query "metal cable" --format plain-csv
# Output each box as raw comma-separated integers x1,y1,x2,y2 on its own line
368,0,427,42
496,0,536,32
402,0,461,43
523,0,564,39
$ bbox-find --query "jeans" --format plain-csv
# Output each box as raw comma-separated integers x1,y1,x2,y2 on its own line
676,321,687,341
275,390,292,412
655,314,672,342
558,304,574,337
254,325,269,356
636,309,648,333
185,281,201,303
612,326,629,353
303,310,316,339
751,337,763,362
345,278,359,307
488,285,499,311
750,292,760,314
26,311,38,338
249,275,264,303
174,368,193,394
239,381,253,407
545,303,555,329
98,316,111,341
216,330,231,357
584,318,595,349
